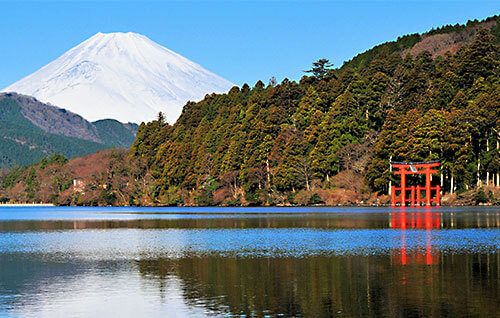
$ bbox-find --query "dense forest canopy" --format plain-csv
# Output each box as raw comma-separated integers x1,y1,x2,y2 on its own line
2,15,500,206
129,20,500,205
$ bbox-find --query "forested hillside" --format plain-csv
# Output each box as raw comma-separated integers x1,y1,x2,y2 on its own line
0,93,138,168
2,15,500,206
0,97,108,168
130,18,500,206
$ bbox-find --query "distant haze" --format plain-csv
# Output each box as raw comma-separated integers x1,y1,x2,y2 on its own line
2,32,234,124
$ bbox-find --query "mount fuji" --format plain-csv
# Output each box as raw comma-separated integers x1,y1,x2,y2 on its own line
3,32,234,124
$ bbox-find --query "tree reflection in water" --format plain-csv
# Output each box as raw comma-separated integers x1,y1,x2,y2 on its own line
135,253,499,317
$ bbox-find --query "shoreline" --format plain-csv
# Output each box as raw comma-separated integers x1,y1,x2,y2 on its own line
0,203,495,208
0,203,55,207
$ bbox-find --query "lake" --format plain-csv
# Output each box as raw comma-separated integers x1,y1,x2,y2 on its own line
0,206,499,317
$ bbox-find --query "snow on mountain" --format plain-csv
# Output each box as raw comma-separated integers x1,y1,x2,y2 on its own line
2,32,234,123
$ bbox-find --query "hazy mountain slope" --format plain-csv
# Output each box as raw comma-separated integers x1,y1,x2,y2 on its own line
3,32,234,124
0,92,137,146
0,98,107,168
0,94,138,168
0,92,101,143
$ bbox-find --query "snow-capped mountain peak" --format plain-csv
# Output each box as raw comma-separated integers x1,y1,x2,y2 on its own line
3,32,234,123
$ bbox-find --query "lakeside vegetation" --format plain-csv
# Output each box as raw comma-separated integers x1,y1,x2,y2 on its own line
1,16,500,206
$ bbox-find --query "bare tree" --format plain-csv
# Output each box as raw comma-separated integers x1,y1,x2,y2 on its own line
291,156,313,191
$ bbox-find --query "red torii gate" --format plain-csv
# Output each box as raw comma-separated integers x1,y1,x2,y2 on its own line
391,161,440,207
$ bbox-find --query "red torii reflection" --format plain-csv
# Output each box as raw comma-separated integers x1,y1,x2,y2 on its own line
391,161,441,207
390,210,441,265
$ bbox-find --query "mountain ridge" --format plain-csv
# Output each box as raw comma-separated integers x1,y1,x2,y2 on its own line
0,97,108,168
0,92,137,146
0,92,102,143
0,92,138,168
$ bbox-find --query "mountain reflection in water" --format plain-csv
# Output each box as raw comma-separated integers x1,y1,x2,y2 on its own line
0,207,498,317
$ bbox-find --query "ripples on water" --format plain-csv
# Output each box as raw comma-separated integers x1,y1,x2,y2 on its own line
1,228,499,259
0,207,499,317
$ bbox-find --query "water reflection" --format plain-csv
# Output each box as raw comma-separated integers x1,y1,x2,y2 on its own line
1,253,498,317
390,211,442,265
138,254,500,317
0,208,499,231
0,256,211,317
0,207,499,317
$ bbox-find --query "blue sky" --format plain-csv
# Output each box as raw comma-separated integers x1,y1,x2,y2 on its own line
0,1,499,88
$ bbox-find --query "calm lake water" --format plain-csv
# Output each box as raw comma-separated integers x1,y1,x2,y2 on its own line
0,206,499,317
